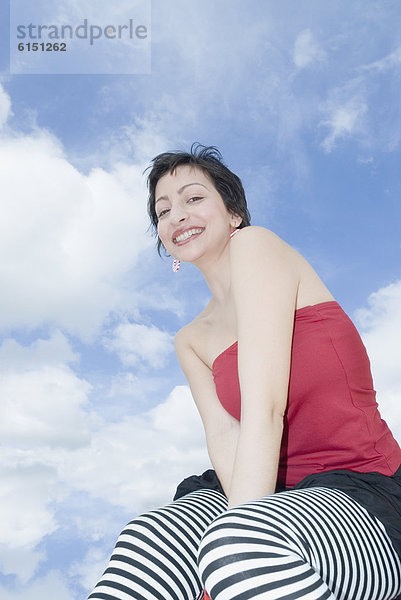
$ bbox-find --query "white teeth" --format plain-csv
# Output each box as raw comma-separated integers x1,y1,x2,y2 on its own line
174,228,203,243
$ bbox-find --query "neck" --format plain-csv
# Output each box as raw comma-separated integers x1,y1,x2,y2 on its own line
195,241,232,304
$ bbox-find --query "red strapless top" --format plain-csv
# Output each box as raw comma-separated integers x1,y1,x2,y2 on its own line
212,300,401,489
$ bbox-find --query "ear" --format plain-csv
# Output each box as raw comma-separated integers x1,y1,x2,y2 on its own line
230,213,242,228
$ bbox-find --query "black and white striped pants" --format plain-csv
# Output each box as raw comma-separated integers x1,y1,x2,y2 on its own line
89,487,401,600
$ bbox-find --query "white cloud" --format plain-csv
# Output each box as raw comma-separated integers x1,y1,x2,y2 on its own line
354,280,401,443
0,85,12,129
0,372,208,581
0,546,45,587
107,370,167,410
320,95,368,152
58,385,209,513
293,29,326,69
0,129,152,339
317,39,401,154
0,366,93,449
0,330,77,372
0,334,94,581
0,462,58,550
0,461,58,582
104,322,174,368
108,370,140,396
361,44,401,73
0,570,74,600
121,116,175,166
0,333,94,449
69,546,110,592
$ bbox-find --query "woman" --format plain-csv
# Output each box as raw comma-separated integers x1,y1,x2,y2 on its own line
89,145,401,600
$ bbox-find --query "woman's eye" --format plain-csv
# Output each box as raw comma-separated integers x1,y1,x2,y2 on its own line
157,208,170,219
188,196,202,203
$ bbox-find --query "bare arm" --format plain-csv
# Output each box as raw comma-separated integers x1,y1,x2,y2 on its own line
175,328,240,495
228,226,300,507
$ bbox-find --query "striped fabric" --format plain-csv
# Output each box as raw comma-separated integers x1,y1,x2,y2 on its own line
89,487,401,600
89,489,227,600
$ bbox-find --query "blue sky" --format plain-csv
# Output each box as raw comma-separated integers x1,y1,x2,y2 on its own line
0,1,401,598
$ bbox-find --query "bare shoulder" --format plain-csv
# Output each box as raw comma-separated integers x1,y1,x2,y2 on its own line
174,323,191,354
230,226,335,306
174,301,214,361
232,225,296,253
230,225,300,268
174,321,197,358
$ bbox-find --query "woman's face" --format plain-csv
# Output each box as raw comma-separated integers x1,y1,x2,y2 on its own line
156,165,239,264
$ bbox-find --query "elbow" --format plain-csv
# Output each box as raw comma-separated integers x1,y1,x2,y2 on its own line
241,404,286,429
206,416,240,441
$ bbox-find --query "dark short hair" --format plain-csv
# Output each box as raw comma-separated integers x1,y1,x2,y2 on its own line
145,143,251,255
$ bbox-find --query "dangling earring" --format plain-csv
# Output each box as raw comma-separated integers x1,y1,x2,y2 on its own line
172,259,180,272
230,227,239,239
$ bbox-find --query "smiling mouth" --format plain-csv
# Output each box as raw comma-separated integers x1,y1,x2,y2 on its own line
173,228,204,244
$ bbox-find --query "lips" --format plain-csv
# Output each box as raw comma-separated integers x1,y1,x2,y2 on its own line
173,227,205,244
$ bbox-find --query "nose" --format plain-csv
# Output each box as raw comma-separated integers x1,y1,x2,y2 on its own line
169,202,189,224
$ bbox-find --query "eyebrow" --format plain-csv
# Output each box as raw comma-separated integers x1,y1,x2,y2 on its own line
155,182,209,205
